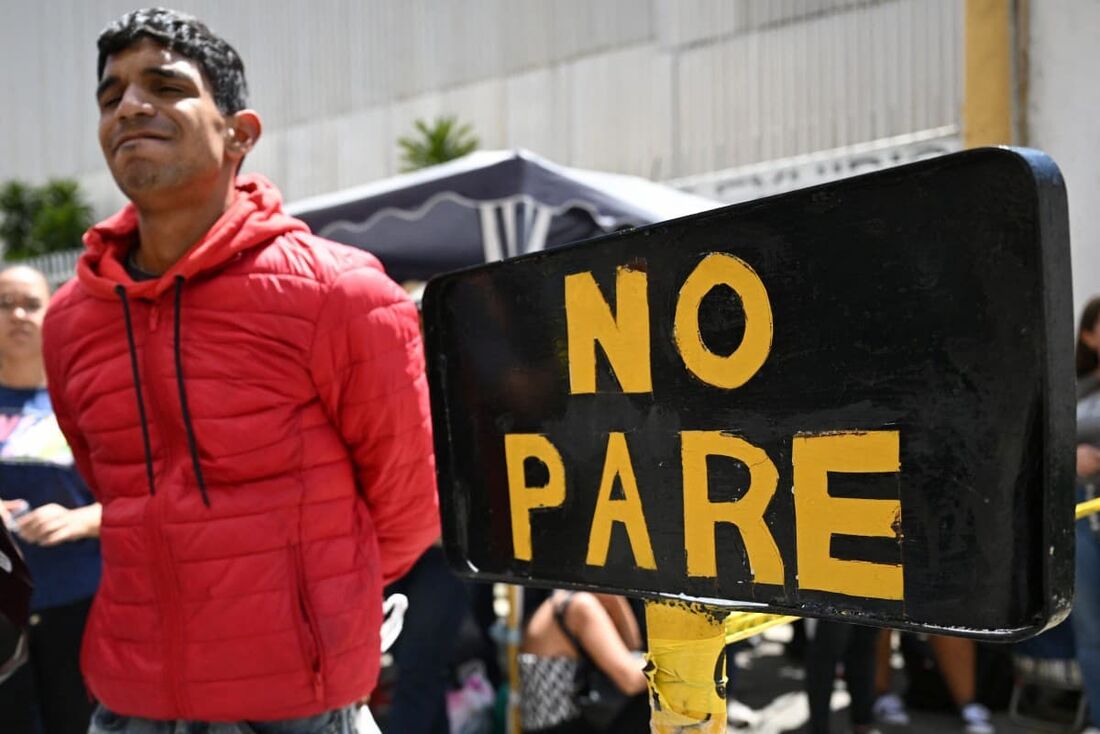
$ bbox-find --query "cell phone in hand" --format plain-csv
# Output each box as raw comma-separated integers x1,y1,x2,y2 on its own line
4,501,29,532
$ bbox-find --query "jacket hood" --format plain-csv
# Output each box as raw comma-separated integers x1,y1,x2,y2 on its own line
78,174,309,300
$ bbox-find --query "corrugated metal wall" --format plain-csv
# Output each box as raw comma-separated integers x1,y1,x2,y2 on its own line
0,0,961,215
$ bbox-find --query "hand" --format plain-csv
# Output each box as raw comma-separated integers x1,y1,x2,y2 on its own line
1079,445,1100,478
16,503,101,546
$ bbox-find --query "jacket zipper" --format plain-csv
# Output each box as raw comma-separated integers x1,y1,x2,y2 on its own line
143,294,189,716
290,543,325,700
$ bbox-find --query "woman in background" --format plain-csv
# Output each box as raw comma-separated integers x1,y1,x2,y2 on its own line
519,590,649,733
0,266,101,734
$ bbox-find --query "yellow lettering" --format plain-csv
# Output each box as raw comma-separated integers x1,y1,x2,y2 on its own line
586,433,657,570
565,267,651,394
681,431,783,584
793,431,903,600
504,434,567,561
674,253,773,389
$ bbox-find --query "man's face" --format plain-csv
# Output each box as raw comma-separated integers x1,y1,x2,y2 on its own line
96,38,231,199
0,270,48,363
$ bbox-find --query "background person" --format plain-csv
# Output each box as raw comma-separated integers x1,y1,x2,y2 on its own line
803,619,879,734
381,544,470,733
872,629,995,734
518,590,649,733
1072,295,1100,734
0,265,101,734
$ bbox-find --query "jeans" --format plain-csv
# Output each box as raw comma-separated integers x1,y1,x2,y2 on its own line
87,705,358,734
1075,482,1100,727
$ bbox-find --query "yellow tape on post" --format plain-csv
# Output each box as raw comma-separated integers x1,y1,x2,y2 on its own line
724,612,801,645
1077,497,1100,520
645,600,727,733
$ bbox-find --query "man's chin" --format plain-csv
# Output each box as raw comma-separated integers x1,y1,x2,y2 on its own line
112,162,175,197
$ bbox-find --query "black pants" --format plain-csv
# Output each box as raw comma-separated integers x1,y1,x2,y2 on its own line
804,620,878,734
384,547,469,734
0,597,94,734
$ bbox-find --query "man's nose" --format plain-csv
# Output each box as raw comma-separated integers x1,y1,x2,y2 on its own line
116,85,154,119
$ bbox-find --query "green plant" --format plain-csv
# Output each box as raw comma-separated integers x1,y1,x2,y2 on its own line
397,116,479,172
0,179,92,260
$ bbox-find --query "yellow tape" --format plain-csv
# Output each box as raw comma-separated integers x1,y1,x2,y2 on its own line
724,612,801,645
645,602,727,733
646,635,727,710
648,706,725,733
1078,497,1100,521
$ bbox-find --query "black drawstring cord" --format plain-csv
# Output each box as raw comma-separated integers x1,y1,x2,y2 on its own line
115,285,156,498
173,276,210,508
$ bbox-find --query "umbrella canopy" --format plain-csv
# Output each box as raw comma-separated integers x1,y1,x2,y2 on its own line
287,149,720,283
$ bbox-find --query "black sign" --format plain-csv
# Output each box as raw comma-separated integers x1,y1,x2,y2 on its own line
422,147,1074,639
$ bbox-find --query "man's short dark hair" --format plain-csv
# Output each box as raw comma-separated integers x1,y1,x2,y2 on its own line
97,7,248,115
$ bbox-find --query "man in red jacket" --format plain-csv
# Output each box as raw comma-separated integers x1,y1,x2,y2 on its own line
42,8,441,733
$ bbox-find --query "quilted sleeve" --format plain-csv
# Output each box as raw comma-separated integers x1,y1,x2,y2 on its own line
43,309,101,499
309,265,440,585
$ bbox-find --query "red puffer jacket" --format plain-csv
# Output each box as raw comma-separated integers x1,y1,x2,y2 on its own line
42,175,440,722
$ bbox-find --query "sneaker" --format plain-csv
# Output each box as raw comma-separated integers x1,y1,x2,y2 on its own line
960,702,994,734
872,692,910,726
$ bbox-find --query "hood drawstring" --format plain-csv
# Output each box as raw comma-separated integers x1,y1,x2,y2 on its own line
114,280,211,508
173,276,210,508
115,285,157,498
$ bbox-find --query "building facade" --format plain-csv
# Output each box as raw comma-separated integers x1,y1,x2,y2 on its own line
3,0,959,205
3,0,1095,314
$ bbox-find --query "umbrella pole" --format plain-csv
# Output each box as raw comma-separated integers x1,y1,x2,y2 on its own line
644,600,727,733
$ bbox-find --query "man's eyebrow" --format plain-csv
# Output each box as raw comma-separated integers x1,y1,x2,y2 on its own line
143,67,192,83
95,66,194,99
95,75,119,99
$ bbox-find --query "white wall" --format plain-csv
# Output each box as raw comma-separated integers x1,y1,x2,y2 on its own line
1028,0,1100,321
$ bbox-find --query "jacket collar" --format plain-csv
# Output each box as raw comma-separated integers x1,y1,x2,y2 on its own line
77,174,309,300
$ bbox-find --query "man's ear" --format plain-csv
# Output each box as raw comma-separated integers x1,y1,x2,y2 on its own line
225,110,262,160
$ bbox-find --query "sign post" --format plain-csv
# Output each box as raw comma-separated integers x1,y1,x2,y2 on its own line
423,147,1074,729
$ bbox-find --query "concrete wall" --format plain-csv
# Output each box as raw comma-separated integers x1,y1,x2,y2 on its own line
1028,0,1100,321
0,0,960,219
